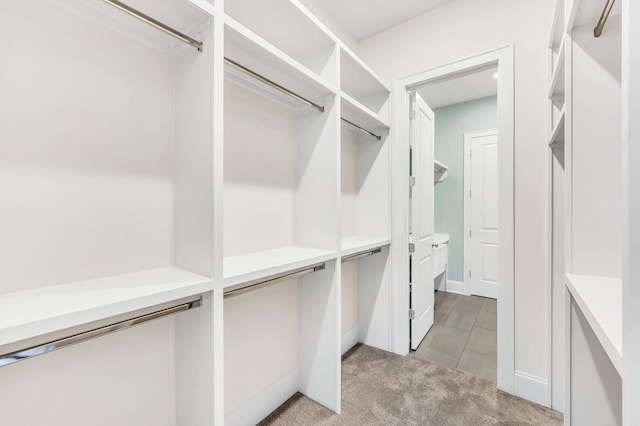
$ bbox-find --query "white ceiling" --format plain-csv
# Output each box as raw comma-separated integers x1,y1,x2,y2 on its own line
416,67,498,108
318,0,452,40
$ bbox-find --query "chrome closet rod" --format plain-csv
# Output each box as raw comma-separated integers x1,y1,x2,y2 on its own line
224,263,326,298
341,118,382,141
342,247,382,263
224,58,325,113
101,0,203,51
594,0,616,37
0,296,203,368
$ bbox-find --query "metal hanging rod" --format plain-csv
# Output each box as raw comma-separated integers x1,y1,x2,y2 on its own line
594,0,616,37
101,0,203,51
0,297,203,368
342,248,382,263
224,263,326,298
224,58,325,113
341,118,382,141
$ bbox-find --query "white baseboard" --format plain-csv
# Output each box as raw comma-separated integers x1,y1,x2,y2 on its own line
225,370,298,426
514,370,549,407
445,280,465,295
342,325,359,355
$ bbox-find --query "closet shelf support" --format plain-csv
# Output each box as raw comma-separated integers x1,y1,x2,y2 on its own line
594,0,616,37
341,118,382,141
224,58,325,113
101,0,204,51
0,296,203,368
342,248,382,263
224,263,326,298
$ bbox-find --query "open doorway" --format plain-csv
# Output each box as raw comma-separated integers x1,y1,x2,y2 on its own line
409,65,499,381
394,46,515,393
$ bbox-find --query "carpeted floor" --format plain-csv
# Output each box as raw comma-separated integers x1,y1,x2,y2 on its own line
259,344,563,425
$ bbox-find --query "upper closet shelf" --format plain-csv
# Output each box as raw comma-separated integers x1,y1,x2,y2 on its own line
567,0,620,32
434,159,449,182
548,41,565,104
224,0,336,81
68,0,214,55
549,0,565,49
341,93,390,136
565,273,622,374
340,47,390,113
0,267,213,348
549,108,566,149
225,18,336,109
341,236,390,258
223,246,337,290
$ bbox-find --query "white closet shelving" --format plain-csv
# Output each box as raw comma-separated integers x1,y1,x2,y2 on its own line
0,0,219,425
549,0,625,423
2,0,392,425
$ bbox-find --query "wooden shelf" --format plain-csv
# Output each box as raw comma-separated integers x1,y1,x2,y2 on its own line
548,40,566,104
341,236,390,257
434,159,449,182
565,273,622,374
549,108,566,149
340,46,390,110
341,93,390,135
0,267,213,348
224,18,336,107
223,246,337,289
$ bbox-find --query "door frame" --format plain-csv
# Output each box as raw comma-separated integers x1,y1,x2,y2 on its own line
464,128,499,297
391,45,515,393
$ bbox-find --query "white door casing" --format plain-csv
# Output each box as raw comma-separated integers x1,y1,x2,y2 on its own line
464,129,499,299
410,92,435,350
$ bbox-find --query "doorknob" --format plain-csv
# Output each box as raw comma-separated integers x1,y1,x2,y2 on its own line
432,242,439,248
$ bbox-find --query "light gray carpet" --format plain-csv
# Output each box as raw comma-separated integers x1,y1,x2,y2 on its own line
259,344,563,425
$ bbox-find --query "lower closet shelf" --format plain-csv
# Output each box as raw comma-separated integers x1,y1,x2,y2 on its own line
565,273,622,374
223,246,337,290
341,235,390,257
0,267,214,348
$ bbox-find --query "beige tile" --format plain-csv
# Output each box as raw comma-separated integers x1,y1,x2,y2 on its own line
481,297,497,313
435,296,458,315
455,296,484,315
413,347,459,368
444,310,477,332
427,326,470,358
419,322,442,347
466,327,497,355
458,349,497,382
475,309,497,331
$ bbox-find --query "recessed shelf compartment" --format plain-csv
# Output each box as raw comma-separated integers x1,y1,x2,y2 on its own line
549,108,566,149
0,267,212,348
434,159,449,182
340,46,390,117
223,246,337,289
224,18,336,109
224,0,337,83
565,273,622,374
549,0,565,50
341,93,390,137
567,0,621,32
341,236,390,258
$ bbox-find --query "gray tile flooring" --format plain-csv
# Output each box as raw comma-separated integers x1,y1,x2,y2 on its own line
412,291,497,381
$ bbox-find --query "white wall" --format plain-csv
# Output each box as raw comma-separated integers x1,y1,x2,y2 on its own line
357,0,555,380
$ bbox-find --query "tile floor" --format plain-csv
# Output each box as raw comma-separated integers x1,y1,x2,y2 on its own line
412,291,497,381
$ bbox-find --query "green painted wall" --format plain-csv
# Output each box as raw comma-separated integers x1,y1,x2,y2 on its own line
434,96,497,282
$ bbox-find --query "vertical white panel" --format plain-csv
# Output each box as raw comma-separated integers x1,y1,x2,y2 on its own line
358,247,392,351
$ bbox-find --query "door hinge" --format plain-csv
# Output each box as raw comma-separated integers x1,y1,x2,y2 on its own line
409,309,416,320
469,270,472,278
469,189,472,197
409,243,415,253
469,230,472,237
410,110,416,120
409,176,416,187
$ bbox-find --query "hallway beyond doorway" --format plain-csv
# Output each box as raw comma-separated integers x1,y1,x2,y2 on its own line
414,291,497,381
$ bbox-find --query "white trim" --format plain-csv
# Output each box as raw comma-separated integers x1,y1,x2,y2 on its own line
393,45,516,394
225,370,298,426
445,280,465,295
341,326,360,355
515,370,549,407
463,129,498,298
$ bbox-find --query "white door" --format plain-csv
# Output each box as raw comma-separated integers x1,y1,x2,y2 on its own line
410,92,435,350
464,129,499,299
